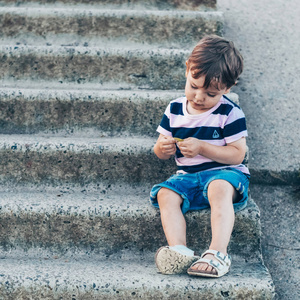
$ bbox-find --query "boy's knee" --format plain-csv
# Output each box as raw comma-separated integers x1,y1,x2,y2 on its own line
207,180,236,204
157,188,183,207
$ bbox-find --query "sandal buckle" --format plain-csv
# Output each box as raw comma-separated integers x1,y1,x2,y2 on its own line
216,251,225,261
210,260,220,269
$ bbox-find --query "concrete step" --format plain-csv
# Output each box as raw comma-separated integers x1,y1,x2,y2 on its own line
0,0,217,11
0,44,189,89
0,183,262,258
0,134,163,185
0,7,223,48
0,251,274,299
0,86,239,135
0,133,250,185
0,87,184,135
248,168,299,186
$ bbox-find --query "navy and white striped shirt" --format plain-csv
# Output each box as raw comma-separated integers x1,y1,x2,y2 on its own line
157,95,250,175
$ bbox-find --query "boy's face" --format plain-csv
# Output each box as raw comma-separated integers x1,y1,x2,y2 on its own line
185,69,230,114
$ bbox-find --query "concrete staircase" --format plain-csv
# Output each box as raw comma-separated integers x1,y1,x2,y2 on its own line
0,0,275,298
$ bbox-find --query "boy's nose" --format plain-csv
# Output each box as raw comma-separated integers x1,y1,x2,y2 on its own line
194,91,205,102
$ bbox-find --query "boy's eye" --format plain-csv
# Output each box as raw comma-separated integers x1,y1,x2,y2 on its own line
191,84,197,89
207,93,216,97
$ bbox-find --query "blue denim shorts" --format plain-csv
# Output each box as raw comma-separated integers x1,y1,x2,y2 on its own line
150,168,250,214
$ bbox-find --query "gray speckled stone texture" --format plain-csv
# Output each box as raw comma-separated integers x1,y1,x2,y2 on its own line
0,89,238,135
0,252,274,300
0,183,261,259
0,132,248,185
218,0,300,185
0,45,189,89
0,89,183,135
0,8,223,48
0,134,171,184
218,0,300,298
250,184,300,300
0,0,217,10
0,0,275,298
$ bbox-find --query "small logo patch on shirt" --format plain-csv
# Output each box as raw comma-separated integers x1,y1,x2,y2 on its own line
213,130,220,138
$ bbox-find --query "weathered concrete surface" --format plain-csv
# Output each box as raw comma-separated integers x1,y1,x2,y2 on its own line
0,0,217,10
218,0,300,185
0,8,223,48
0,88,239,135
0,88,183,135
0,134,172,184
0,183,261,258
0,252,274,299
0,45,189,89
0,133,248,185
0,1,275,298
250,184,300,300
217,1,300,298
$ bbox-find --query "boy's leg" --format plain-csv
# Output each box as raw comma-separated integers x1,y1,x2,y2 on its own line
189,179,236,275
157,187,186,246
155,187,199,274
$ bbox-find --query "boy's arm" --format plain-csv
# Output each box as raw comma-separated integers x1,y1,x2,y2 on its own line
177,137,246,165
154,134,176,160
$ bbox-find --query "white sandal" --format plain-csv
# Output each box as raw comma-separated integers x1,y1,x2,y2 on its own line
187,249,231,278
155,246,200,275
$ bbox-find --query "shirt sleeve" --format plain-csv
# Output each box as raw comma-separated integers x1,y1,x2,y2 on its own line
157,103,172,137
223,106,248,144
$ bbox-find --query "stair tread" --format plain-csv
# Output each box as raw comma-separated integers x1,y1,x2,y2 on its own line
0,84,185,97
0,42,190,53
0,42,189,90
0,8,222,49
0,78,184,91
0,132,156,146
0,252,274,299
0,6,222,16
0,183,261,257
0,131,248,187
0,183,258,217
0,183,153,212
0,0,217,11
0,37,190,49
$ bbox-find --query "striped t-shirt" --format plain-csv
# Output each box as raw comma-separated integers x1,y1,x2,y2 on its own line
157,95,250,175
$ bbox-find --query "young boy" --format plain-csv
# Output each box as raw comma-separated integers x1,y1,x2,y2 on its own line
150,35,250,278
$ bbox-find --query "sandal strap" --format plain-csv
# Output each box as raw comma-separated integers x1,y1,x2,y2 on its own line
201,250,231,266
189,250,231,277
190,257,223,272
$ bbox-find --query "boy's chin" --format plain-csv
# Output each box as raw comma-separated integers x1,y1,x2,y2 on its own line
189,101,206,110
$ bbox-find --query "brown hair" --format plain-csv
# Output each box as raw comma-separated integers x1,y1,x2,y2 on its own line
186,35,244,89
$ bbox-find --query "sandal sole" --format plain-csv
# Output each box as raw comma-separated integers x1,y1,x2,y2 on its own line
187,268,230,278
155,246,199,275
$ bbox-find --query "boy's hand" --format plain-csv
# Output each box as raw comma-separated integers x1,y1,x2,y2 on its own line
177,137,202,158
158,135,176,156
